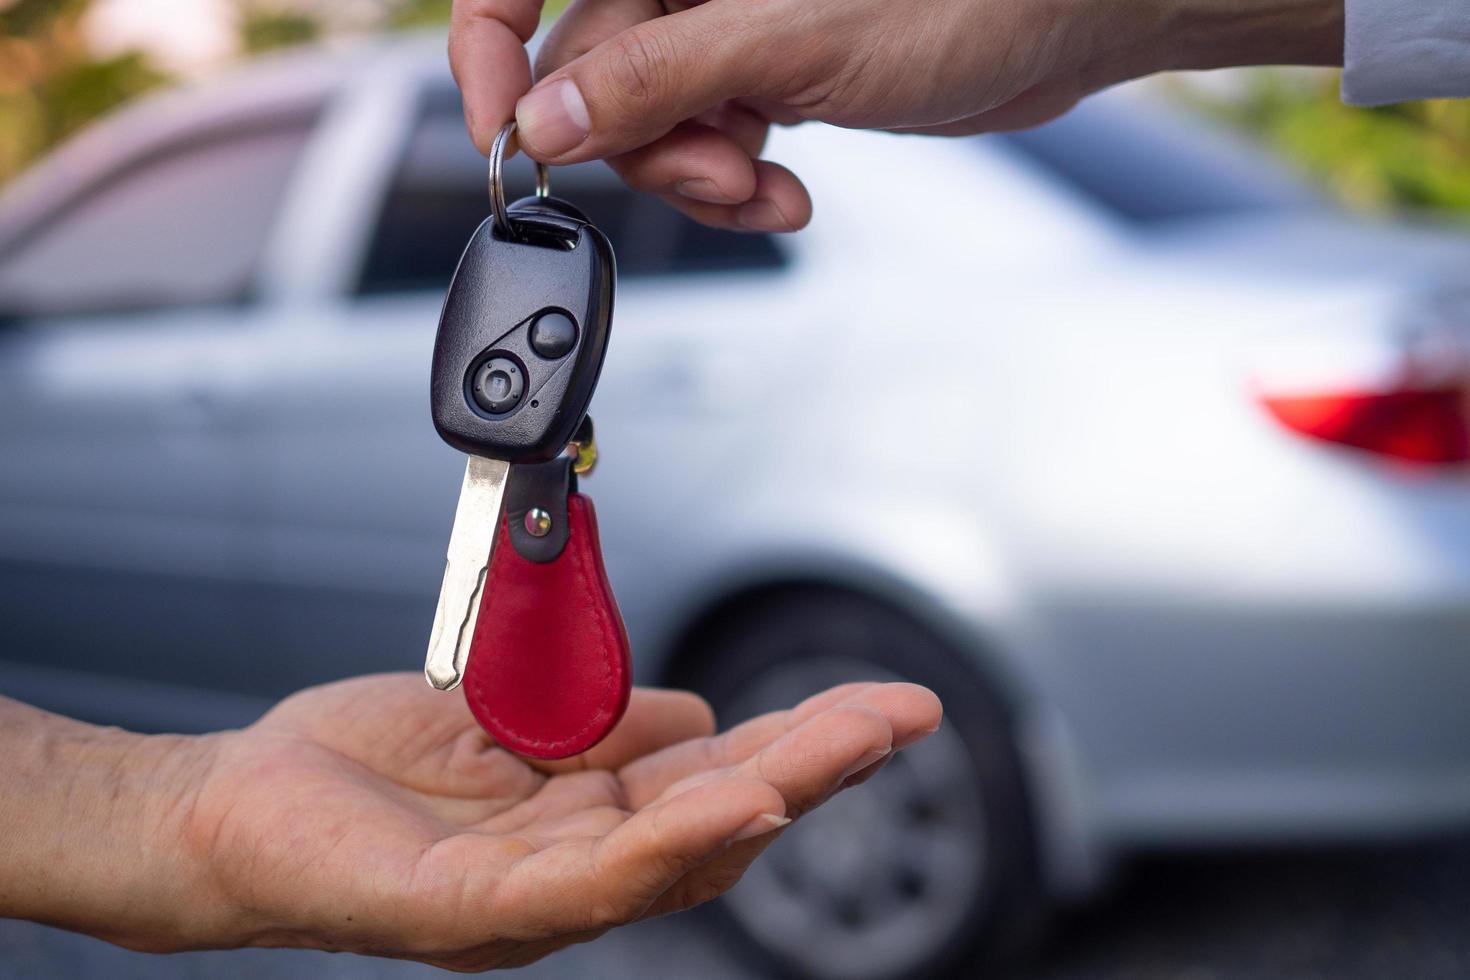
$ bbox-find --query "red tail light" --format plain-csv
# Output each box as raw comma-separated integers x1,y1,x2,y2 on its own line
1260,384,1470,464
1253,305,1470,466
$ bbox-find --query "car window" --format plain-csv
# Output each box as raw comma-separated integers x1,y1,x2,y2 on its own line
992,95,1322,224
0,121,312,319
356,90,786,295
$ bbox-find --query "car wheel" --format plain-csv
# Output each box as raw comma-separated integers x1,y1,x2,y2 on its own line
667,588,1043,980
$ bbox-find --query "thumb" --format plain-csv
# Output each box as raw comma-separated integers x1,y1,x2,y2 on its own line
515,6,768,163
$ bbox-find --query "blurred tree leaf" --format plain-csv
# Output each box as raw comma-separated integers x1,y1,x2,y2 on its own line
385,0,453,29
238,5,323,53
35,52,170,144
0,0,88,38
0,0,171,186
0,96,47,182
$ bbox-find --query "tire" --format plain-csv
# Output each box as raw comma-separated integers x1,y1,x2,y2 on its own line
667,588,1045,980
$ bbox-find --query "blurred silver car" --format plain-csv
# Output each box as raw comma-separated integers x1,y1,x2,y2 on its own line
3,35,1470,980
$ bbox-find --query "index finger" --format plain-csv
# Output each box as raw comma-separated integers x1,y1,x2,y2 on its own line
618,682,942,808
450,0,548,154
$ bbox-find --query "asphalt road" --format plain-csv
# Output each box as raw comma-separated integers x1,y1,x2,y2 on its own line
4,834,1469,980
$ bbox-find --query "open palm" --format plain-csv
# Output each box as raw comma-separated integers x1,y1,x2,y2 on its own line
181,673,940,971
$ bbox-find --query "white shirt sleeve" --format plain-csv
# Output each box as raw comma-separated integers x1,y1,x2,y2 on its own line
1342,0,1470,105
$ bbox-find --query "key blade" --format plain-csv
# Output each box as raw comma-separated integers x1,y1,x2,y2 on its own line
425,455,510,691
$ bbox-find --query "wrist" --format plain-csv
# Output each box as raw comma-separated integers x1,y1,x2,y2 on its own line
1161,0,1345,72
0,701,232,951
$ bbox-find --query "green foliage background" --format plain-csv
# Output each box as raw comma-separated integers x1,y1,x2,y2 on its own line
1189,70,1470,217
0,0,170,181
2,0,1468,220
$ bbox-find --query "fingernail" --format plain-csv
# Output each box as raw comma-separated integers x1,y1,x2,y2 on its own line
737,199,792,232
516,79,590,157
838,746,891,784
895,724,942,750
841,755,892,789
731,813,791,842
676,177,736,204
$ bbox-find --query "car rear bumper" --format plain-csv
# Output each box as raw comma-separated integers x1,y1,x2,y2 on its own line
1023,594,1470,853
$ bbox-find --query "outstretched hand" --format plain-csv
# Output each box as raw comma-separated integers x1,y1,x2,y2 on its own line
173,674,939,970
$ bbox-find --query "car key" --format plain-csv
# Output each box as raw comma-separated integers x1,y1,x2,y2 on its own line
424,123,629,758
425,123,614,690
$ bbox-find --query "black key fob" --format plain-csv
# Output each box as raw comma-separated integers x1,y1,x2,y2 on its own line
430,195,615,464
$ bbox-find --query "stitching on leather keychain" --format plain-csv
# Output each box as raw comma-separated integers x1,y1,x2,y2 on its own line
466,499,620,754
480,501,617,751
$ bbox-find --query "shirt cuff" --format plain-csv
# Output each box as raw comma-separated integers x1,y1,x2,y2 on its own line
1342,0,1470,105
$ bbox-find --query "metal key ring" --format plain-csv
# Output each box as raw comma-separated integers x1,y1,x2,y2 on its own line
489,121,551,236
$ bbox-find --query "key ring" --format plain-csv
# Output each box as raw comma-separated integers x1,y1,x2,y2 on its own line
489,121,551,237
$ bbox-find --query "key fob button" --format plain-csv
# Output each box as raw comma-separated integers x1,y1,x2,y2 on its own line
471,356,524,415
530,310,578,360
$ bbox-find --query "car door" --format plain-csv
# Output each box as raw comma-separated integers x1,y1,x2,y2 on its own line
0,116,316,730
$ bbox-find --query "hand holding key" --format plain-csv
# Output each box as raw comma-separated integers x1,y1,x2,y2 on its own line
0,675,941,969
450,0,1344,231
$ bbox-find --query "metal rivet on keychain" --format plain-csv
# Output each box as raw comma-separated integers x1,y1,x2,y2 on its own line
489,121,551,237
524,508,553,537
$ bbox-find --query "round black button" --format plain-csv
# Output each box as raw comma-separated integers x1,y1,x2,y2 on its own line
471,356,524,414
529,311,577,360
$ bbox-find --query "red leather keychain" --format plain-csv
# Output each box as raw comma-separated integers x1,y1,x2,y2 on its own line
461,437,631,759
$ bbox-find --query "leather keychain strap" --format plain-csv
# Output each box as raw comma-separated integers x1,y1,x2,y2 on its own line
461,456,631,759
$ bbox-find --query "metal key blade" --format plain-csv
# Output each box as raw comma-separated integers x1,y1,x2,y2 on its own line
424,455,510,691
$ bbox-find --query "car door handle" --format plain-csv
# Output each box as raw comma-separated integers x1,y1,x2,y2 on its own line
155,387,237,444
174,387,220,425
